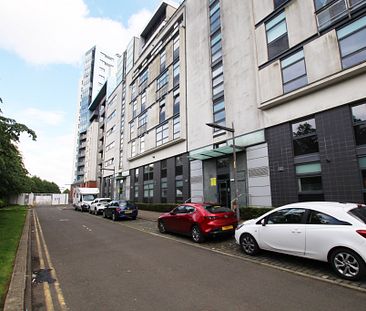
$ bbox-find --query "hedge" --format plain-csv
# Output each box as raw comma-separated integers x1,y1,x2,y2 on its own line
136,202,273,220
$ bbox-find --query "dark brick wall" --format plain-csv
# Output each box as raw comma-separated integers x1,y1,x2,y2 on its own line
316,106,363,202
266,123,298,207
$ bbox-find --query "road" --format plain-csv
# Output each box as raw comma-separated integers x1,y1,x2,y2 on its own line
31,206,366,311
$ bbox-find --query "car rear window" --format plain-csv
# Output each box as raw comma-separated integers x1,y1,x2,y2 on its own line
204,205,231,214
349,207,366,224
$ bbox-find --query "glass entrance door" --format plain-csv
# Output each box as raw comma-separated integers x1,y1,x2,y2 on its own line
218,179,231,208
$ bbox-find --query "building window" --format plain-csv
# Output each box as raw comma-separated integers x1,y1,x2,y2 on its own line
105,141,115,152
131,83,137,100
138,112,148,136
281,50,308,93
156,123,169,146
140,135,145,153
337,16,366,69
159,99,166,123
173,35,180,60
266,11,289,59
157,71,168,99
352,102,366,145
139,69,148,91
175,156,183,203
141,91,147,112
160,50,166,72
213,97,225,126
296,162,324,202
107,110,116,122
105,158,114,167
161,160,167,203
173,62,180,88
173,90,180,115
143,164,154,203
173,116,181,140
211,30,222,64
358,157,366,202
131,140,136,157
315,0,347,31
292,118,319,156
132,101,137,118
134,169,139,200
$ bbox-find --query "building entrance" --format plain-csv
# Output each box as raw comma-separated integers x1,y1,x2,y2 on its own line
217,177,231,208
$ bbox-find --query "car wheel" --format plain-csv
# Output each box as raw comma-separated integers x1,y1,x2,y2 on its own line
158,220,167,233
95,209,98,215
240,233,260,256
191,225,205,243
103,211,107,218
330,248,365,281
112,212,118,221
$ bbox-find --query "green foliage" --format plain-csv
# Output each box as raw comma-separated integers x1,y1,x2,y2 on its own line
135,203,178,213
0,100,36,199
27,176,60,194
63,188,70,194
0,205,27,308
239,206,273,220
0,199,6,208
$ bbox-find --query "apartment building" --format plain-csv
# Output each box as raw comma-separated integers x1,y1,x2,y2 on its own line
121,2,190,204
73,46,114,186
73,0,366,208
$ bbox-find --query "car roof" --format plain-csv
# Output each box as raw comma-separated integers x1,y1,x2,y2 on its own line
97,198,111,200
275,201,363,217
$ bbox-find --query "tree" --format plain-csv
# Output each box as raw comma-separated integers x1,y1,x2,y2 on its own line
63,189,70,194
0,100,37,199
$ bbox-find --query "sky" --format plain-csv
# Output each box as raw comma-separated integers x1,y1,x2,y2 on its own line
0,0,172,191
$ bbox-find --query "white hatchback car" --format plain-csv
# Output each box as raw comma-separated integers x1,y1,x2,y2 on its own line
89,198,112,215
235,202,366,280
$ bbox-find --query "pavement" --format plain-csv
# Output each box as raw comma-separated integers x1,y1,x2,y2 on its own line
137,209,163,222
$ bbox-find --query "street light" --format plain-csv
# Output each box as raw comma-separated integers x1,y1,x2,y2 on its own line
206,122,240,222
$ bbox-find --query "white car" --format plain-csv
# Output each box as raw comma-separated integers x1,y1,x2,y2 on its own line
235,202,366,280
89,198,112,215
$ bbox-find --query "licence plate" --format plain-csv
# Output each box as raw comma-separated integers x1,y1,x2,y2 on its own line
124,210,132,214
222,225,233,231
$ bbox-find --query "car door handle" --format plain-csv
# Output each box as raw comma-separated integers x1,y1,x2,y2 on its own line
291,229,302,234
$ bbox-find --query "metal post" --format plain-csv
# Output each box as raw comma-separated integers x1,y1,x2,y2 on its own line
231,122,240,222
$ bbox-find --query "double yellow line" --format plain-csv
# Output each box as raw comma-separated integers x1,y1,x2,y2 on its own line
33,210,68,311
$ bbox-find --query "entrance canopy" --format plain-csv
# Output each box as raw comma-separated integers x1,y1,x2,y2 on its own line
188,129,265,160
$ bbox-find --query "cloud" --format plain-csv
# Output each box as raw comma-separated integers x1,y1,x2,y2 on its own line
18,132,75,188
22,108,65,126
0,0,152,65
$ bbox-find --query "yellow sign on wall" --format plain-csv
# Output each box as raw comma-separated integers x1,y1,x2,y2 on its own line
210,178,217,187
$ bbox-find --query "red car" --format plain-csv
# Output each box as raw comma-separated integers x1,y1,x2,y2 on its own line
157,203,238,243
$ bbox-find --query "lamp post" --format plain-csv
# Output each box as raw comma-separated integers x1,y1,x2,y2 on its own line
206,122,240,222
100,167,115,199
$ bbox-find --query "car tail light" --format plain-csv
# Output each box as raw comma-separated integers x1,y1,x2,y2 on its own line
356,230,366,238
205,216,219,220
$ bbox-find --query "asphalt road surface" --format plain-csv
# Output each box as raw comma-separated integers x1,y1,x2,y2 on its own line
32,206,366,311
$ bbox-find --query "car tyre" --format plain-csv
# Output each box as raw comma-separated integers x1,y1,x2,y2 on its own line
330,248,365,281
240,233,260,256
112,212,118,222
158,220,167,233
191,225,205,243
103,211,107,218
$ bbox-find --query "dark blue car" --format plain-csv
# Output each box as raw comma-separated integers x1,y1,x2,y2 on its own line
103,200,138,221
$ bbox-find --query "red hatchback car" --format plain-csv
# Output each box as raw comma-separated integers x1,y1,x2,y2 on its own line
158,203,238,243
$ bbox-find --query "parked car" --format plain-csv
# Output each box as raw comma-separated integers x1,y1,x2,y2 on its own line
158,203,238,243
103,200,138,221
235,202,366,280
89,198,112,215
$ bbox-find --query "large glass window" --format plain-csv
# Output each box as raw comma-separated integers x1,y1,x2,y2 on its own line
337,16,366,69
292,118,319,156
281,50,308,93
274,0,288,8
173,62,180,88
131,140,136,157
175,156,184,203
156,123,169,146
173,35,180,60
296,162,323,201
134,169,139,200
173,116,181,140
173,90,180,115
140,135,145,153
160,50,166,72
143,164,154,203
315,0,348,31
161,160,167,203
141,91,147,112
159,99,166,123
266,12,289,59
352,103,366,145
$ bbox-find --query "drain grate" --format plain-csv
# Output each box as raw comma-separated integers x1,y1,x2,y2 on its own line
32,269,56,284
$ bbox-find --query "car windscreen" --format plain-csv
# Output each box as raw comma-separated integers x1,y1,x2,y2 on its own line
204,205,231,214
118,201,128,207
83,194,97,201
99,199,111,203
349,207,366,224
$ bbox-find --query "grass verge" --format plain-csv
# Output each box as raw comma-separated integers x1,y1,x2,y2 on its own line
0,205,27,309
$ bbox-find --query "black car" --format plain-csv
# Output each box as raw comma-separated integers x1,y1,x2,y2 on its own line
103,200,138,221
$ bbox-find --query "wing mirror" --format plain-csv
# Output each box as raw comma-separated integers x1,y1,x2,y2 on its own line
170,211,176,215
261,218,267,226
